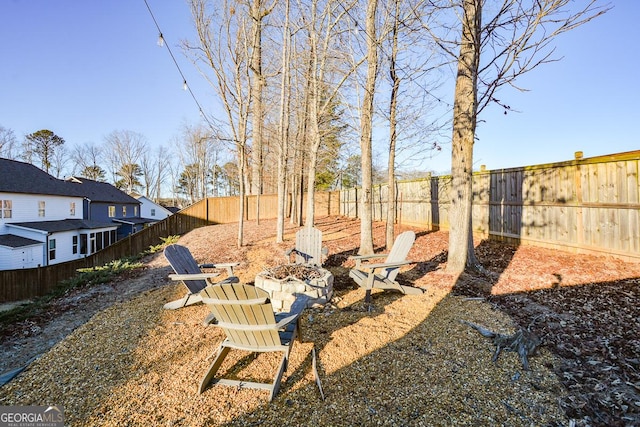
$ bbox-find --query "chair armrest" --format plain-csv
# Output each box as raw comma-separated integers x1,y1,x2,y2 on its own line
349,253,387,261
349,253,387,269
199,262,239,276
274,294,310,329
286,249,313,263
169,273,220,281
287,294,311,315
360,260,413,272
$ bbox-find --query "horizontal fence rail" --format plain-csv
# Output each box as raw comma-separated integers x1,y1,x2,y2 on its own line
0,192,339,303
341,150,640,262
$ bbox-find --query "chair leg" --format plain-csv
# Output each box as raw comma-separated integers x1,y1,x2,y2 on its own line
312,346,325,400
199,345,231,394
364,272,375,309
202,313,216,326
163,293,203,310
269,352,288,402
295,318,303,343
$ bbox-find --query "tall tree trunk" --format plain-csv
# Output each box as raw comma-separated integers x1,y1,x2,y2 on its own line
446,0,481,274
305,99,320,227
249,0,268,227
386,0,400,250
276,0,291,243
237,145,247,248
304,0,320,227
359,0,378,255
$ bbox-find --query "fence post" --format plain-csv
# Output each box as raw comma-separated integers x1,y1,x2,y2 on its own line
574,152,584,248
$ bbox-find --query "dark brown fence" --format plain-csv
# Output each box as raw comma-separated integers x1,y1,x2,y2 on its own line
341,150,640,262
0,191,339,303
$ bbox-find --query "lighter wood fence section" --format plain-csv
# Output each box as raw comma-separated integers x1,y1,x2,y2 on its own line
340,150,640,262
0,191,339,303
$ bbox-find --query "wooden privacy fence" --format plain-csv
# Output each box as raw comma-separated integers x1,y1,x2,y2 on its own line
341,150,640,262
0,191,339,303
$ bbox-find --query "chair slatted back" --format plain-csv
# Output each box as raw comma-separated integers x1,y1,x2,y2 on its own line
202,284,281,349
294,227,323,265
164,244,208,294
383,231,415,282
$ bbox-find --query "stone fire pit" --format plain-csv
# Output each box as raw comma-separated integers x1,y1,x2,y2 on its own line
254,264,334,312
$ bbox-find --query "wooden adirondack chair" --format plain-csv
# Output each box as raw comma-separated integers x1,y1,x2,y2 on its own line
285,226,328,266
349,230,423,304
163,244,239,310
199,283,310,401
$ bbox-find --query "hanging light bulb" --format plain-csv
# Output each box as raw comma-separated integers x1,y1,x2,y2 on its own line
157,33,164,47
183,80,188,91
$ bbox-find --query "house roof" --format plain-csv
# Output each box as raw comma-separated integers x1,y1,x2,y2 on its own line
0,234,42,248
0,159,140,206
0,158,79,197
112,217,157,225
6,219,118,233
66,177,139,204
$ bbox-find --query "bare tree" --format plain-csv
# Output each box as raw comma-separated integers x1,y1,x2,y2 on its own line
247,0,274,228
140,144,170,200
385,0,401,249
71,143,106,180
0,126,18,159
433,0,609,274
174,123,218,202
186,0,253,247
301,0,362,227
275,0,293,242
103,130,148,187
357,0,380,255
50,143,70,178
378,0,443,249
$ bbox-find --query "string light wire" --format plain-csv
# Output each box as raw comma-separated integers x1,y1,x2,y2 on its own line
143,0,218,130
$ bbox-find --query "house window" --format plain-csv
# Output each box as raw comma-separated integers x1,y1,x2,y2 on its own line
70,202,76,216
80,234,88,255
108,206,116,217
1,200,11,218
134,206,138,216
122,206,127,217
151,208,156,217
72,236,78,254
96,232,103,251
38,201,46,217
90,233,96,253
49,239,56,261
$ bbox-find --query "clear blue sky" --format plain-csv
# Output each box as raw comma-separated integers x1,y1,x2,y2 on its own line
1,1,638,174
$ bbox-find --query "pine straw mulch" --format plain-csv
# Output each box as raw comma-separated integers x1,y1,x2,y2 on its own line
0,216,639,426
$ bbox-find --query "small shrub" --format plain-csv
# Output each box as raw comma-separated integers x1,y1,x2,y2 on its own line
144,235,181,255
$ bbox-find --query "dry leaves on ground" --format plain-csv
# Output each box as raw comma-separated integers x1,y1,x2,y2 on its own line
0,216,639,427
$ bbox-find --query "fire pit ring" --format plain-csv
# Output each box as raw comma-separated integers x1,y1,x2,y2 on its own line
254,264,334,312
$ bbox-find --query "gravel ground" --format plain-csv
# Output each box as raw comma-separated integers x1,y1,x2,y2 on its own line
1,216,638,426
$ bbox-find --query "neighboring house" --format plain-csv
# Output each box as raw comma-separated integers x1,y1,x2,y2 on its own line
65,177,157,239
130,193,173,221
0,159,117,269
66,176,155,239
